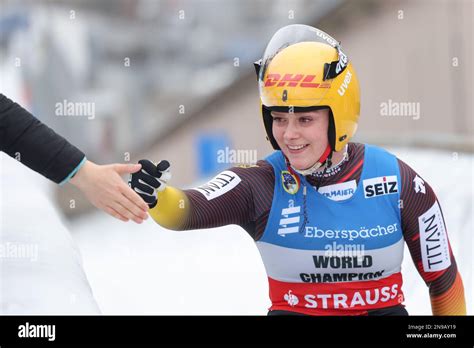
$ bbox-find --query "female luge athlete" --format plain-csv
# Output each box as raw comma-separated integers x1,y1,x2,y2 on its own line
129,25,466,316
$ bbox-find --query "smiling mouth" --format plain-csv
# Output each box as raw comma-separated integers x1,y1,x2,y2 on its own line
287,144,309,152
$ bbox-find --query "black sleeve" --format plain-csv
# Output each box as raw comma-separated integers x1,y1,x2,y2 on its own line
0,93,86,184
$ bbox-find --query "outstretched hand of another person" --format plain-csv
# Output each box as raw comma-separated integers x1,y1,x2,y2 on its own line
69,160,149,223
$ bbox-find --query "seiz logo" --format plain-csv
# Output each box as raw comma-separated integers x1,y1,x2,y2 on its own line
264,74,331,88
363,176,398,198
277,200,301,236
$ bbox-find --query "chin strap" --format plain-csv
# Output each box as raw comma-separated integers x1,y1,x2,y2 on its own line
287,144,332,176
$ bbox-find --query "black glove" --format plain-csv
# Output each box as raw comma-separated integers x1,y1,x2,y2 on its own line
129,159,171,209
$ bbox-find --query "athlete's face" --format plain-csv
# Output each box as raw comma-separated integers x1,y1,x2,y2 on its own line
271,109,330,170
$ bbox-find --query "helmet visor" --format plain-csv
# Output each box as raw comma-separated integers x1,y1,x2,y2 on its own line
257,25,348,107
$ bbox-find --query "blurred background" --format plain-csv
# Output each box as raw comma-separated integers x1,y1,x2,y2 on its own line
0,0,472,315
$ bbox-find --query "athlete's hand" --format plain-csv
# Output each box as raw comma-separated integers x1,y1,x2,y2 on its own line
129,160,171,209
69,160,149,223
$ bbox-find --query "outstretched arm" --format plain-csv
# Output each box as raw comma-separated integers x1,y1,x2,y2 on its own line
130,160,273,233
0,93,148,223
0,93,84,183
398,158,466,315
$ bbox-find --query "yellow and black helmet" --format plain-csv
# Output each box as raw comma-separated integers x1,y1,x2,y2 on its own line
255,24,360,152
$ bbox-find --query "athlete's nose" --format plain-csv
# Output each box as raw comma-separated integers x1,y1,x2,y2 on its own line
283,118,300,142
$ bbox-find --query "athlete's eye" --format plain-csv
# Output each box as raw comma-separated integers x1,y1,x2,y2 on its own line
299,117,313,123
273,117,287,124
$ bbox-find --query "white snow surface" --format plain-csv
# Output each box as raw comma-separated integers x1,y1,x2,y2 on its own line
0,154,100,314
1,147,472,315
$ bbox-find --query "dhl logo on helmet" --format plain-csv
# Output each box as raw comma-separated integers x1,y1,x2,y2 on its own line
264,74,330,88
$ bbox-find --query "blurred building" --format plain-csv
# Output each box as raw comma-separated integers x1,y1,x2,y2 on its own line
0,0,471,217
142,0,474,188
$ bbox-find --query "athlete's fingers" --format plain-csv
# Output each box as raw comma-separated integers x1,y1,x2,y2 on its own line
156,160,170,172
